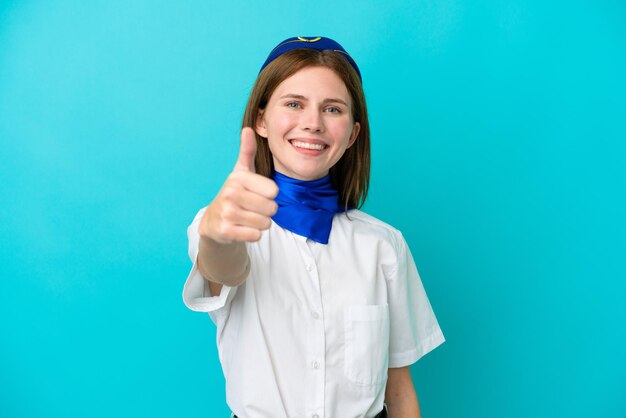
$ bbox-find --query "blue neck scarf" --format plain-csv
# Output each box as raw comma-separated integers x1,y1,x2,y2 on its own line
271,171,343,244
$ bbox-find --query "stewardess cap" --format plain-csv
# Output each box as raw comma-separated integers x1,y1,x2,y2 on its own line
259,36,361,81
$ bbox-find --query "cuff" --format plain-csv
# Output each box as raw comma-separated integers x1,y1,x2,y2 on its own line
388,328,446,368
182,258,235,313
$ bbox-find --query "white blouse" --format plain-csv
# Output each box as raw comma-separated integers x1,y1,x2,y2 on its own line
183,207,445,418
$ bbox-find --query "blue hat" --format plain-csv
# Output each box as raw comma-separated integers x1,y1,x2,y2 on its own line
259,36,362,81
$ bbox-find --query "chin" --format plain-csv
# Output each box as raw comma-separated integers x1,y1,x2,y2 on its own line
274,159,330,180
290,170,328,181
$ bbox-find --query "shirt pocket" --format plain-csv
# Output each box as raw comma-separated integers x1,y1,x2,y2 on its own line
344,304,390,387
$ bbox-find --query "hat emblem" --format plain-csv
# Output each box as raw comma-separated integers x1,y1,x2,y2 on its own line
297,36,321,43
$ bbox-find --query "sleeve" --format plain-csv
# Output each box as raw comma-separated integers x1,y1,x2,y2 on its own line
385,232,445,368
182,207,238,316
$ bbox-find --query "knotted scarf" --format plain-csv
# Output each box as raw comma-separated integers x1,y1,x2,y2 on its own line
271,171,343,244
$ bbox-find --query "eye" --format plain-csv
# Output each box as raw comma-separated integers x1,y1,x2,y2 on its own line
325,106,342,114
286,102,302,109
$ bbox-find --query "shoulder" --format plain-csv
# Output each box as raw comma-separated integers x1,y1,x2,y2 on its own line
336,209,407,250
339,209,402,234
335,210,414,278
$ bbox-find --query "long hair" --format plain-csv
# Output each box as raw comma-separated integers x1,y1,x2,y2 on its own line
242,49,371,209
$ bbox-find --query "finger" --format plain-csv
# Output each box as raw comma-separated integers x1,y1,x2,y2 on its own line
221,224,263,242
234,127,257,173
237,190,278,217
229,171,279,200
230,209,272,231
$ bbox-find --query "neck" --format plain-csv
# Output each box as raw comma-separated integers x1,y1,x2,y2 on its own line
273,170,330,183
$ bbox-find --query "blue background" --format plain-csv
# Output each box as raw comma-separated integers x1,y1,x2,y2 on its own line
1,1,624,417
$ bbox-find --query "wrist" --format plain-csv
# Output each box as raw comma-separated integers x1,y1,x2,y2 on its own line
197,236,250,286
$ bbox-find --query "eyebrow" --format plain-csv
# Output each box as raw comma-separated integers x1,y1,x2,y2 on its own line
279,94,349,107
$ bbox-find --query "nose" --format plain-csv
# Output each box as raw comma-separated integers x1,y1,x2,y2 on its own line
301,107,325,133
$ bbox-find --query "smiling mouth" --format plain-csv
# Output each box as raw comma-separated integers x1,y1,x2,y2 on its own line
289,140,328,151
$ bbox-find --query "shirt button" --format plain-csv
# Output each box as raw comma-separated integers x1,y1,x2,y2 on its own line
306,264,313,272
312,360,320,369
311,311,320,319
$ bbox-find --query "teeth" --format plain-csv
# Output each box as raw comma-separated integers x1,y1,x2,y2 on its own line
291,140,325,151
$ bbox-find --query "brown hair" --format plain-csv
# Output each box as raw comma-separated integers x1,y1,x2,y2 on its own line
242,49,371,209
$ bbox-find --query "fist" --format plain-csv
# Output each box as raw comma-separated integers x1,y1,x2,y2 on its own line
199,127,279,243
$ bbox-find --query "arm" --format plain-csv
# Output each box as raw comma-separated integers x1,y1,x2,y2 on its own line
196,127,278,294
385,366,421,418
197,238,249,295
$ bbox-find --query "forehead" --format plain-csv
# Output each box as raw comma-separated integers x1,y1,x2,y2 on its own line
272,66,350,99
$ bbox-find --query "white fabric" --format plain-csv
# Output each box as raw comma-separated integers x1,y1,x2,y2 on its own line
183,206,445,418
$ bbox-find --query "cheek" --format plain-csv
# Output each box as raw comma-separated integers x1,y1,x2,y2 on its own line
267,112,297,135
330,119,355,142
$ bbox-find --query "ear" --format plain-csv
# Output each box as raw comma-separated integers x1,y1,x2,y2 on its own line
347,122,361,148
255,110,268,138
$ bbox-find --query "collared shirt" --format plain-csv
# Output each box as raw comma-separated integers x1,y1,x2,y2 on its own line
183,207,445,418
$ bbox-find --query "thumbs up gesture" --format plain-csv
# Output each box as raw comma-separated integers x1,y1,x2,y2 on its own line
199,127,279,243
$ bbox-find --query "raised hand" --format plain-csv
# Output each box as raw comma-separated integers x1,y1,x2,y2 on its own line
199,127,279,243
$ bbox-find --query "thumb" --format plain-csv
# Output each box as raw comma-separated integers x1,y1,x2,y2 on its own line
234,127,257,173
